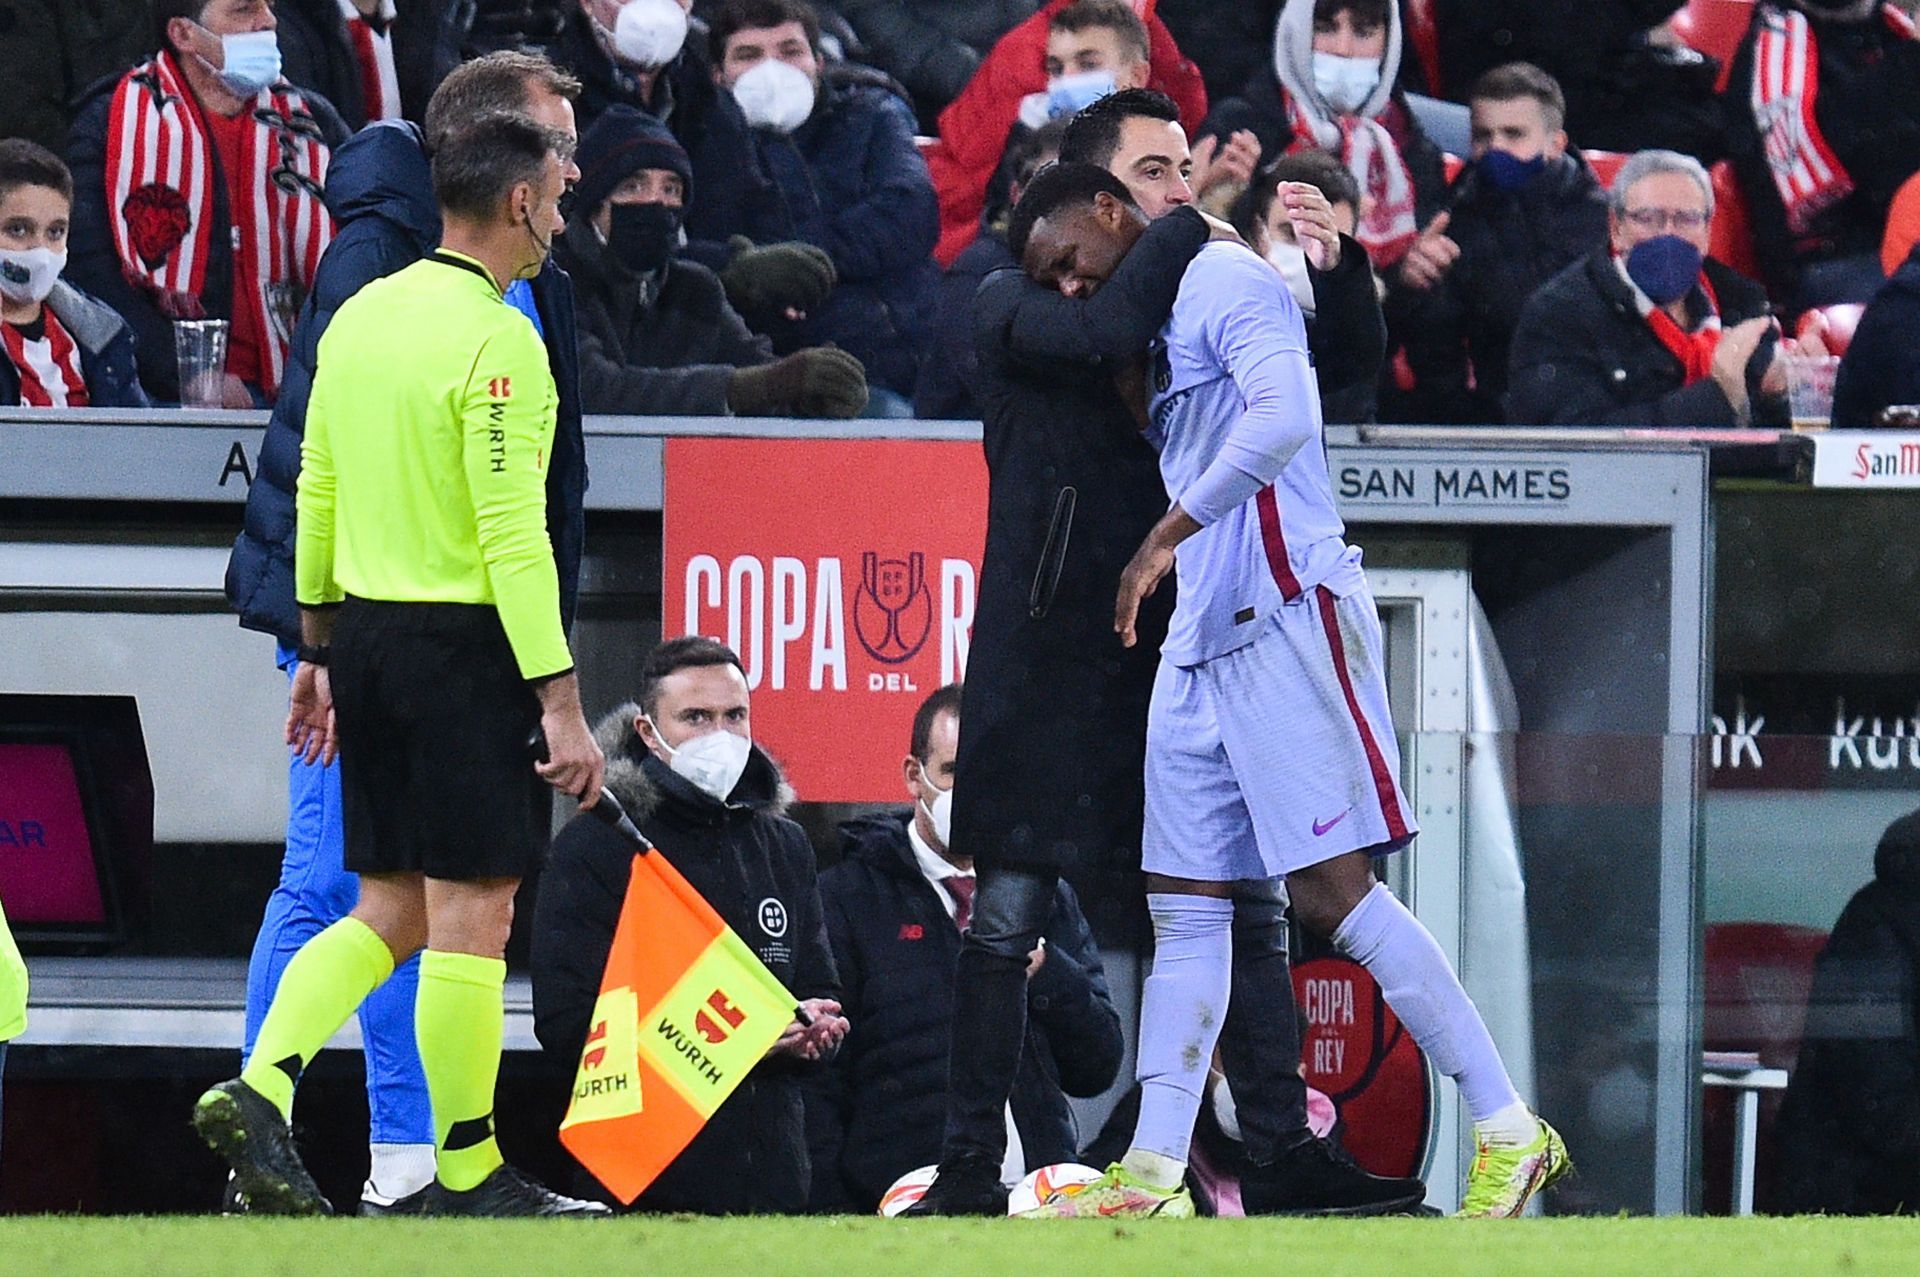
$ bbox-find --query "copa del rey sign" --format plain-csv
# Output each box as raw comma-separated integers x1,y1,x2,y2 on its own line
662,438,990,801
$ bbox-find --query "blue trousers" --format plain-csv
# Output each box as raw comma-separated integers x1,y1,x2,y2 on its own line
241,651,432,1145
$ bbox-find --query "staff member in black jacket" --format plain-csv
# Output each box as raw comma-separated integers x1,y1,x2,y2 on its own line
1775,808,1920,1215
807,685,1123,1212
531,637,848,1214
1229,148,1387,424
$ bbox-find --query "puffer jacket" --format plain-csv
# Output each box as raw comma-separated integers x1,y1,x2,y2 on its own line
532,708,840,1215
223,121,588,645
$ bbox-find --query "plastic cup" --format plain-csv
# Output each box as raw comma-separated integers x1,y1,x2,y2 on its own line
174,319,230,409
1784,354,1840,433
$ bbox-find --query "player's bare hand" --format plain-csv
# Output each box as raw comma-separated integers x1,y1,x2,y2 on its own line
1191,129,1261,198
1395,211,1458,292
536,707,605,807
285,661,336,767
1115,538,1176,648
1280,182,1341,272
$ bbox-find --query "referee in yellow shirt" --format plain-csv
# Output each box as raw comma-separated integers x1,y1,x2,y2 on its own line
194,111,609,1218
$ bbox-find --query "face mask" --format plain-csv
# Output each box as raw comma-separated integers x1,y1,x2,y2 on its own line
607,200,682,274
1047,68,1117,119
1264,240,1317,317
1624,233,1704,306
917,764,953,848
732,58,817,133
1311,52,1380,115
207,28,282,96
1479,148,1547,194
0,246,65,305
609,0,689,69
650,719,752,802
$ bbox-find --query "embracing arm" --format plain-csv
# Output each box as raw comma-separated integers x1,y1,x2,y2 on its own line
979,206,1211,365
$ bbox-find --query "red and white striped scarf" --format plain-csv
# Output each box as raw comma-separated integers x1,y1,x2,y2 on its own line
103,52,334,398
1751,3,1916,235
2,312,91,408
340,0,403,123
1283,91,1419,267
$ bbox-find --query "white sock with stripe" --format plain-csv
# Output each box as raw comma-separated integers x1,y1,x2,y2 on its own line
1126,893,1235,1187
1332,882,1523,1126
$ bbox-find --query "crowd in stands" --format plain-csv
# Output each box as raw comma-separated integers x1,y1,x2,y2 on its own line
7,0,1920,426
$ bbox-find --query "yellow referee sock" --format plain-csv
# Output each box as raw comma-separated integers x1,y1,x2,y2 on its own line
241,916,396,1121
416,949,507,1192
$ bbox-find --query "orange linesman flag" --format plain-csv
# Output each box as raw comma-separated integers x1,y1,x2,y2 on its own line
558,849,797,1203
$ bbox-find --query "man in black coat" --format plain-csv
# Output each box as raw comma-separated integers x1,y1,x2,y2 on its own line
531,637,848,1214
1830,244,1920,428
1393,63,1611,426
556,104,869,416
1227,147,1388,424
806,685,1123,1212
277,0,467,130
1774,809,1920,1215
1507,148,1791,427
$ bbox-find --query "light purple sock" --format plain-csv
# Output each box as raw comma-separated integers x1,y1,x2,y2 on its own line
1130,893,1235,1168
1333,882,1522,1121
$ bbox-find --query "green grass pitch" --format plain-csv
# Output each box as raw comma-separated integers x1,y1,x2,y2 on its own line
3,1216,1916,1276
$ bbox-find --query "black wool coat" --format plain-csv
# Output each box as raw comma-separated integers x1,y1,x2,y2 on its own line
952,207,1209,873
1505,250,1781,427
804,812,1122,1211
531,709,840,1215
1397,153,1612,425
1774,810,1920,1215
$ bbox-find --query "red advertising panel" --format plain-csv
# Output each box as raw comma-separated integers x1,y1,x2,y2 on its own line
662,438,989,801
0,741,105,923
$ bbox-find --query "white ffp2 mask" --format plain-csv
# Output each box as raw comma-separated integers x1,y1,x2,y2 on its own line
732,58,816,133
652,720,751,802
0,246,65,305
611,0,689,69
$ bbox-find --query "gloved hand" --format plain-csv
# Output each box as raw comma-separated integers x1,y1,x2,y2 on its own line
727,346,869,419
721,236,837,323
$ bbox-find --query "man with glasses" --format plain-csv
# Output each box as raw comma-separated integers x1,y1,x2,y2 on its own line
1506,148,1799,428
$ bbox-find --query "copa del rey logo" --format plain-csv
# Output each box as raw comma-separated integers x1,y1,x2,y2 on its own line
682,549,976,695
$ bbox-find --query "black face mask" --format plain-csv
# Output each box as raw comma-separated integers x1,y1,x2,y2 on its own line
607,201,682,274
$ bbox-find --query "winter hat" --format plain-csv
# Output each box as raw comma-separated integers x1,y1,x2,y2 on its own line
575,105,694,218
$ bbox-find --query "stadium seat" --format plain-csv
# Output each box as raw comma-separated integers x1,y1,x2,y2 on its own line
1707,161,1762,281
1701,921,1829,1214
1584,149,1629,190
1404,0,1445,98
1796,304,1865,356
1669,0,1758,92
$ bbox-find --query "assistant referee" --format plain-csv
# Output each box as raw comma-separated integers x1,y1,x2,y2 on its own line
193,112,609,1218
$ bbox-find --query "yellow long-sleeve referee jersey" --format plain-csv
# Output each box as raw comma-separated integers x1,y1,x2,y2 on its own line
295,250,571,680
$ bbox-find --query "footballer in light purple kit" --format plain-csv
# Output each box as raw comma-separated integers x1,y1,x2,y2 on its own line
1007,161,1570,1219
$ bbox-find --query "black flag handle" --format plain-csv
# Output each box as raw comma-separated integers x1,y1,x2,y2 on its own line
527,727,653,853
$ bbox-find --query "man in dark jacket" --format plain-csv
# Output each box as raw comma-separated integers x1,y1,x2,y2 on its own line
1722,0,1920,308
66,1,351,405
1227,147,1388,424
712,0,941,404
218,51,590,1216
806,685,1123,1211
558,104,869,417
1395,63,1610,425
1831,244,1920,428
1775,809,1920,1215
277,0,467,130
532,637,848,1214
1507,148,1792,428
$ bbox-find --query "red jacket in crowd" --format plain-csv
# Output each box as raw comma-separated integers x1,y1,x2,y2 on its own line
924,0,1208,266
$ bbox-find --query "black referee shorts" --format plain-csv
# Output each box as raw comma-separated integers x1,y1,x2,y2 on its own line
331,598,545,881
